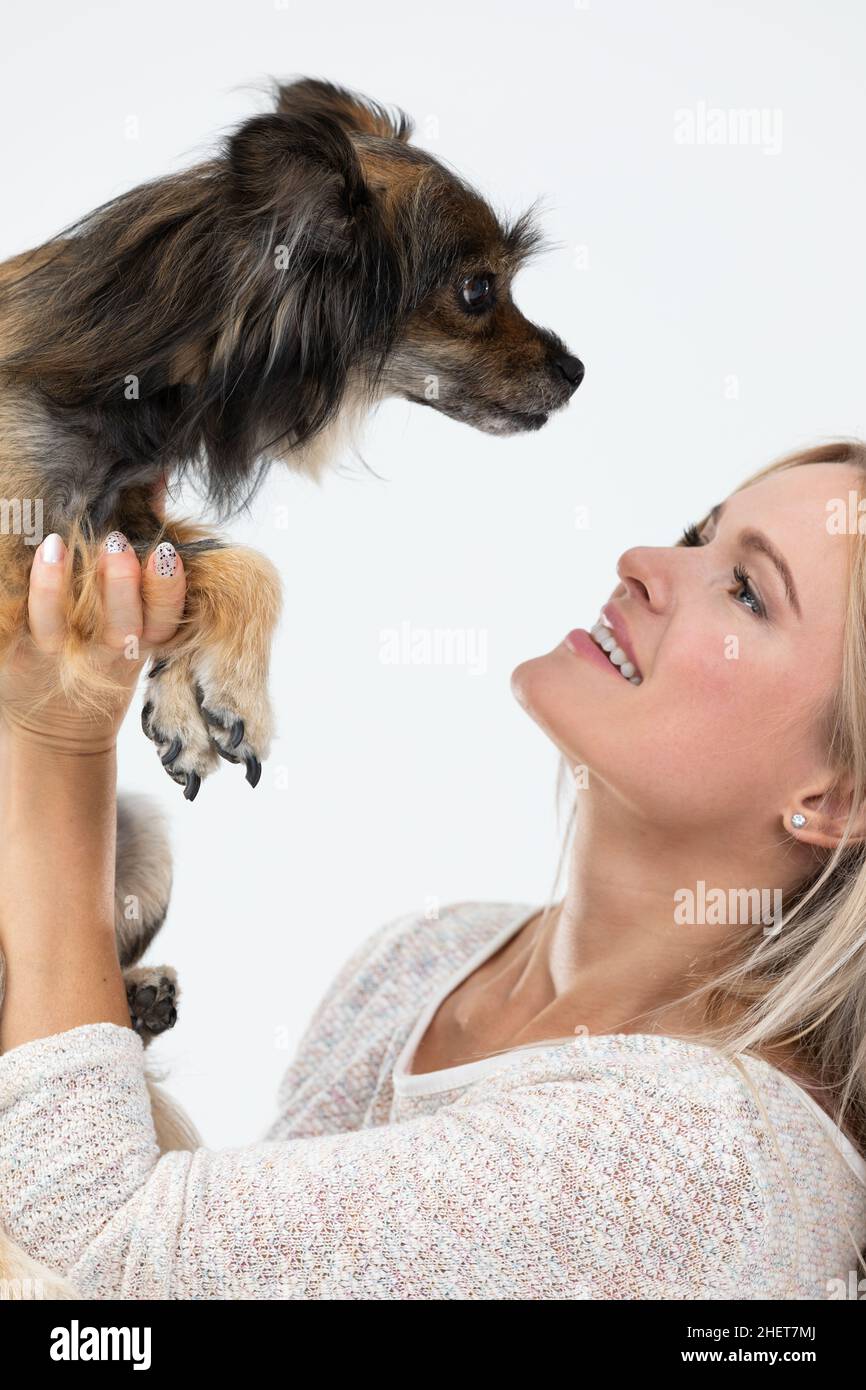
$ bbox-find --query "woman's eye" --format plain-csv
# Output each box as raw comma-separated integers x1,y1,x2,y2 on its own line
680,522,705,547
681,522,766,618
460,274,493,309
732,563,765,618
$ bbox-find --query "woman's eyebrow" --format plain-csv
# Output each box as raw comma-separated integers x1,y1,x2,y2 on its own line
740,530,801,617
708,500,801,618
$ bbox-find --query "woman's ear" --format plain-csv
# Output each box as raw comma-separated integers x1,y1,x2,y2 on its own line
786,780,866,850
272,76,413,143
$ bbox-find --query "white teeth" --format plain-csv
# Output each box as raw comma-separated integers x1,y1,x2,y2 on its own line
590,622,642,685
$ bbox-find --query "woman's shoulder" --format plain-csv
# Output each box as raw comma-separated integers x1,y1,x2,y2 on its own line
345,898,535,986
464,1031,866,1198
282,898,534,1067
429,1033,866,1297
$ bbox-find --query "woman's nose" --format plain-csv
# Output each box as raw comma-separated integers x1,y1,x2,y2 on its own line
615,548,669,613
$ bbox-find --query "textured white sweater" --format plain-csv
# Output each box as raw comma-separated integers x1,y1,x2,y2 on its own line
1,899,865,1300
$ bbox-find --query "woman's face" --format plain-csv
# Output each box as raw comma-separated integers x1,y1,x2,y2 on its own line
511,462,860,834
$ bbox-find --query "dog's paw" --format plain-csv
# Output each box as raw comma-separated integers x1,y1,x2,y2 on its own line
142,651,272,795
193,654,271,788
141,656,221,800
125,964,178,1042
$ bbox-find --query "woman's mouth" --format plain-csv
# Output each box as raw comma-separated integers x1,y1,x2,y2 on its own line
564,619,643,685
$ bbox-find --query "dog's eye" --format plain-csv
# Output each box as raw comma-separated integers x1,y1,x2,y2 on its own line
459,274,494,310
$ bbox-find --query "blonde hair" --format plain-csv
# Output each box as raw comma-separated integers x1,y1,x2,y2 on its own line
509,439,866,1288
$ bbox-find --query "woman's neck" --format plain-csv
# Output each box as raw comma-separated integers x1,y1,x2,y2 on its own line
548,799,810,1033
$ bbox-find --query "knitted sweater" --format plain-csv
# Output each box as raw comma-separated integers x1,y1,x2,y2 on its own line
1,899,865,1300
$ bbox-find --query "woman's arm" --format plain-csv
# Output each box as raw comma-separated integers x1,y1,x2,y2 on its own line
0,1020,782,1299
0,524,186,1052
0,736,129,1048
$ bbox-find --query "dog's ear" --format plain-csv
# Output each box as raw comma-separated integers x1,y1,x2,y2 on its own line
196,102,407,495
227,107,376,253
273,76,413,143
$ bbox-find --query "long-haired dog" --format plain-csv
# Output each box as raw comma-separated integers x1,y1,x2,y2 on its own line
0,76,581,1296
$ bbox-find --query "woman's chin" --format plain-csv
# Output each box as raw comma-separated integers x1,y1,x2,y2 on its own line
510,651,561,714
510,647,599,759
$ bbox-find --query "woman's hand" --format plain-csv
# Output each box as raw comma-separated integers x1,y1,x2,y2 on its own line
0,528,186,755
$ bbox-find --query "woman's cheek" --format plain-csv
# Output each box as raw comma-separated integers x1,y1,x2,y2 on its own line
636,646,754,767
674,631,766,706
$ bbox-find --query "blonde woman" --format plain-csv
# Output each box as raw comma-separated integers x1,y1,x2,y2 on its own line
1,439,865,1300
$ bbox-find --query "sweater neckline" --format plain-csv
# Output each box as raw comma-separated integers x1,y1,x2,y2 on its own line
391,902,866,1187
393,904,561,1095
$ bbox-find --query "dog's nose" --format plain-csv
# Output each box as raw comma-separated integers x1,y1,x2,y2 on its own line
553,353,585,391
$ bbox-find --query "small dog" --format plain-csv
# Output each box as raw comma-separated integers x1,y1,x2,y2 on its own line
0,76,581,790
0,77,580,1293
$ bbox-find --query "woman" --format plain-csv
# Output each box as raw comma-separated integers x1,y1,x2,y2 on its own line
1,440,865,1300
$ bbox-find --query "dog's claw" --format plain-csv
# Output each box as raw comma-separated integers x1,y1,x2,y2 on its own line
183,771,201,801
161,736,183,767
144,662,267,795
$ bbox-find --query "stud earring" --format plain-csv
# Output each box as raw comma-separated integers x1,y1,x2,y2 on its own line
791,813,807,829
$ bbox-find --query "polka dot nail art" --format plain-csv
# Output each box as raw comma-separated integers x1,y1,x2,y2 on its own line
153,542,177,577
104,530,129,553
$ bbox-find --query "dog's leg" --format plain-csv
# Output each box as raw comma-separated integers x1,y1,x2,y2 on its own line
140,534,282,798
113,791,181,1042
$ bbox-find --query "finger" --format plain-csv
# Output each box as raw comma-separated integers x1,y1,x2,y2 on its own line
28,533,70,654
98,530,144,660
141,541,186,649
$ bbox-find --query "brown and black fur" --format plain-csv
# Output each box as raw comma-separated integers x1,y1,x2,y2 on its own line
0,77,581,1293
0,76,581,782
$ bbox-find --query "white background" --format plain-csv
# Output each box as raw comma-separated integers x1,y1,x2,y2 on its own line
2,0,864,1142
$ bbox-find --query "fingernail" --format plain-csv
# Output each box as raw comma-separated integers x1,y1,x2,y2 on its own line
104,530,130,553
40,533,66,564
151,541,178,577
